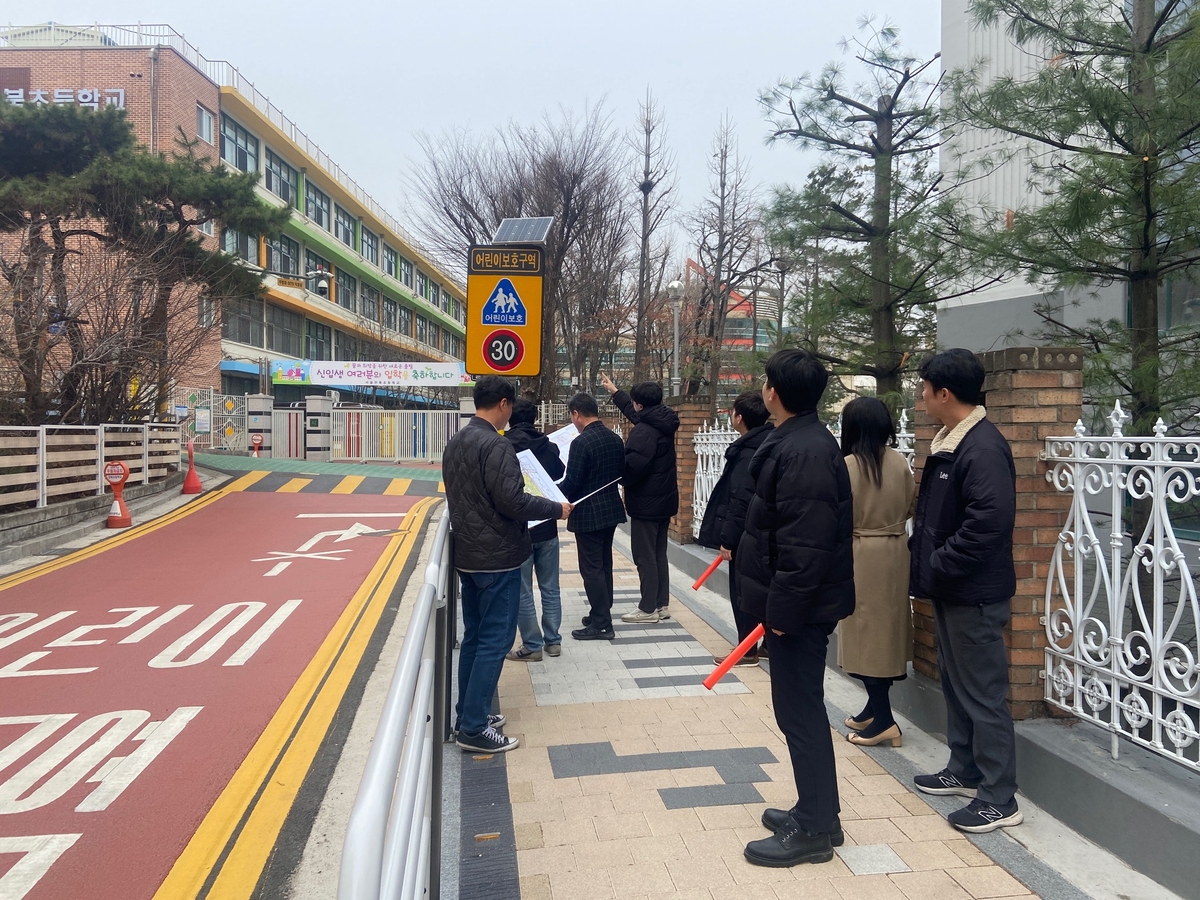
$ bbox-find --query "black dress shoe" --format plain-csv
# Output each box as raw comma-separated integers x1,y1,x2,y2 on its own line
760,809,843,846
571,624,614,640
744,823,833,867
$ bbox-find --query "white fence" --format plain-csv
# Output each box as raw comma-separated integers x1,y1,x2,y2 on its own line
1043,403,1200,772
0,424,182,514
331,411,462,463
691,410,916,540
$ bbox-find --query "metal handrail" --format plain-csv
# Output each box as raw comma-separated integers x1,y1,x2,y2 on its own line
339,512,453,900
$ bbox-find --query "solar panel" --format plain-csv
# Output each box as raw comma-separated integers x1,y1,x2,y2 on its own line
493,217,554,245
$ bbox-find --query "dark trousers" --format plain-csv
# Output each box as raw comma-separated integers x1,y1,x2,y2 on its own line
765,623,840,834
933,597,1018,806
728,568,761,649
630,517,670,613
455,568,521,736
575,526,616,630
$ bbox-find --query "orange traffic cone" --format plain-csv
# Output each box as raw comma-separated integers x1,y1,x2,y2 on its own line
182,439,203,494
105,460,132,528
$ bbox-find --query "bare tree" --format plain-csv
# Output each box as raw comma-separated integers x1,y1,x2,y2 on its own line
406,105,625,399
687,120,763,416
628,91,676,381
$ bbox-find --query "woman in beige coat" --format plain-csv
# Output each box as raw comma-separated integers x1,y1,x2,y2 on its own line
837,397,916,748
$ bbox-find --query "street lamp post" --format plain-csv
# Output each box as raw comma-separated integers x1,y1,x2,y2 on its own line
773,256,791,347
666,280,685,396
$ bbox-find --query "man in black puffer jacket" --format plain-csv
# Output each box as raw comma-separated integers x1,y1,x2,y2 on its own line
698,389,773,665
737,350,854,869
908,349,1021,835
504,399,566,662
443,377,570,754
601,374,679,623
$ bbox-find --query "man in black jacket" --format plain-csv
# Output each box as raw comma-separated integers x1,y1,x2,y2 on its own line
909,349,1022,833
600,374,679,623
698,389,773,665
737,350,854,868
560,393,627,640
505,399,566,662
443,377,571,753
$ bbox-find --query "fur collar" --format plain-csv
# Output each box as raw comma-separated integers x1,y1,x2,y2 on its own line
930,405,987,455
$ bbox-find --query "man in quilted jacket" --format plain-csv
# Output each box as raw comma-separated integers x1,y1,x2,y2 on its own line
737,350,855,868
442,376,572,753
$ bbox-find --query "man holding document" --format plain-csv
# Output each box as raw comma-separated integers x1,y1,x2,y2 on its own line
560,392,627,640
442,376,572,753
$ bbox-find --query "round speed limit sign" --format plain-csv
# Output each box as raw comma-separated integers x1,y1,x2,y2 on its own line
483,329,525,372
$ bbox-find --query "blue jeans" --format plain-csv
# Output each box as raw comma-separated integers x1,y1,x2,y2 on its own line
455,568,520,736
517,538,562,652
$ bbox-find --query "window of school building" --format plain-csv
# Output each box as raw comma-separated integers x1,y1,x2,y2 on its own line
416,314,428,344
361,228,378,265
267,305,303,357
305,183,331,230
360,284,379,322
306,320,331,360
220,115,258,173
266,234,300,275
335,269,357,312
400,256,413,288
196,105,214,144
384,297,398,331
399,305,412,336
334,206,356,248
223,297,264,347
223,229,260,266
265,151,298,207
383,245,397,278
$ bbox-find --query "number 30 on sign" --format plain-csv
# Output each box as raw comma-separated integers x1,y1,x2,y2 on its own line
484,330,524,372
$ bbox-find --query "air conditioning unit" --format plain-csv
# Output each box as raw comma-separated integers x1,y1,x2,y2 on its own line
325,390,341,402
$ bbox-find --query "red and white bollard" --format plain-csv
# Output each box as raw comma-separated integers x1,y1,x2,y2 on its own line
182,439,203,495
251,433,263,458
104,460,132,528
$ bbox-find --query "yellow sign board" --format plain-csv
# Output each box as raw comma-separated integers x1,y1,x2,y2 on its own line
466,245,543,377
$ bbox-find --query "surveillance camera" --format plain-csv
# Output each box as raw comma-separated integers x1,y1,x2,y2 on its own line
316,275,329,297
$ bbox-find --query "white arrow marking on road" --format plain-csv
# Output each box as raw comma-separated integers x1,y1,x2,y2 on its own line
256,523,380,576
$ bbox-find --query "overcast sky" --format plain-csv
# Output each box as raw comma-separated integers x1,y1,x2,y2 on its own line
12,0,940,244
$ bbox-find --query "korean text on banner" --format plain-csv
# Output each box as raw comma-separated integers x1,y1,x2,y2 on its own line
517,449,567,528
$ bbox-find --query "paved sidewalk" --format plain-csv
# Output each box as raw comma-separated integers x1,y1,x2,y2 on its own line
490,531,1043,900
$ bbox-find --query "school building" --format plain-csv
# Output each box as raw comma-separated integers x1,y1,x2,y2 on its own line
0,22,467,405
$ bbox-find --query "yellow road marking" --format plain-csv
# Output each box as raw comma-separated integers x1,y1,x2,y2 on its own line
152,497,439,900
276,478,311,493
437,480,446,493
0,487,231,593
331,475,365,495
224,471,271,492
383,477,411,496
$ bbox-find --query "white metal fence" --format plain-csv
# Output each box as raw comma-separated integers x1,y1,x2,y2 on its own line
330,411,462,463
691,410,916,540
1043,403,1200,772
0,424,181,514
339,512,453,900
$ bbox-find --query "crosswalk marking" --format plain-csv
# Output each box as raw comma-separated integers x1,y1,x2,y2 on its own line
384,478,411,496
277,478,312,493
331,476,365,495
437,481,446,493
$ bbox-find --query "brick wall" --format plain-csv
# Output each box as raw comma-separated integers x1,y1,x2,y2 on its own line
911,347,1082,720
665,395,715,544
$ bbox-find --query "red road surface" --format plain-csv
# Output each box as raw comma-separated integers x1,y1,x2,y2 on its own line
0,490,422,900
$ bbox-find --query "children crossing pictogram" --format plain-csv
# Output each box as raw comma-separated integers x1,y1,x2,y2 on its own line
481,278,527,326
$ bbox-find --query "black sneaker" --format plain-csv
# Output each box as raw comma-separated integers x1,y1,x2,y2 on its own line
456,725,519,753
948,798,1023,833
913,769,979,798
743,822,833,867
760,810,843,846
571,624,615,640
451,713,505,737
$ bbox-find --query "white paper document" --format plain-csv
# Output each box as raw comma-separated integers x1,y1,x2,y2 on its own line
547,424,579,478
517,449,568,528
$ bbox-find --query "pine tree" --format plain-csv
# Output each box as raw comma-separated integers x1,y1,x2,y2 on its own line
948,0,1200,431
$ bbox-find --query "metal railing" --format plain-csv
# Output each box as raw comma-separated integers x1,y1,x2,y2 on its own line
1043,402,1200,773
690,410,916,539
339,511,455,900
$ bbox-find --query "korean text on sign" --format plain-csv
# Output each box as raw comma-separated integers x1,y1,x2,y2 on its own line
2,88,126,108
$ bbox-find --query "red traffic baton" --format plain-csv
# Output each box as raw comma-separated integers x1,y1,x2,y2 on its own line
692,555,723,590
704,623,766,690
